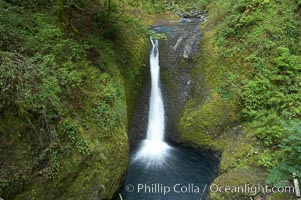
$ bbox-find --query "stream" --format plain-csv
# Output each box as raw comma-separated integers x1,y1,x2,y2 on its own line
118,17,219,200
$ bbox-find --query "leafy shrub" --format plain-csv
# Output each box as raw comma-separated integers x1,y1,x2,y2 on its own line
241,47,301,147
202,0,300,185
0,52,62,124
268,121,301,185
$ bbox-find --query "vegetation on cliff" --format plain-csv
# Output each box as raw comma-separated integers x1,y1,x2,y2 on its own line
178,0,300,199
0,0,164,199
1,0,300,199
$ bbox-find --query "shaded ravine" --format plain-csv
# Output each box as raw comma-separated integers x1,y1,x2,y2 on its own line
119,17,218,200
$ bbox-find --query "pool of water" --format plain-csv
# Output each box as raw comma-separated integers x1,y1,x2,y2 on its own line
118,143,219,200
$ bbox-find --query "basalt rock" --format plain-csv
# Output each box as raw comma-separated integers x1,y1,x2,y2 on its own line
159,18,204,142
178,10,208,19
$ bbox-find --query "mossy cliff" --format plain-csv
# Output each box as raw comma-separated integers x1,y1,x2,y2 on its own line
176,22,241,155
0,0,157,199
177,0,300,199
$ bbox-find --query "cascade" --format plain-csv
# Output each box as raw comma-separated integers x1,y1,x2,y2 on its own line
134,39,170,162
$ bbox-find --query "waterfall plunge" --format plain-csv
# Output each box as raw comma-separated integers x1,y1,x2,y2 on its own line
147,39,165,141
134,39,171,162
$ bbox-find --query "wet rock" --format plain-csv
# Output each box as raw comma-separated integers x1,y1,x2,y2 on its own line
181,18,193,23
183,44,192,59
127,62,150,148
159,19,203,141
178,10,208,19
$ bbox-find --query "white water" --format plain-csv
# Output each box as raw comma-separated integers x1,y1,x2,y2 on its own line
134,39,171,162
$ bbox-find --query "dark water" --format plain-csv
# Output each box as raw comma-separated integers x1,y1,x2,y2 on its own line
119,144,219,200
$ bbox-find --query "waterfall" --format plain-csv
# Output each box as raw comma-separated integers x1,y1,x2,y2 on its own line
147,39,165,141
134,39,171,162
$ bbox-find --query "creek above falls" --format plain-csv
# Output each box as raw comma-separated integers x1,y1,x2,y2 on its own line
119,17,219,200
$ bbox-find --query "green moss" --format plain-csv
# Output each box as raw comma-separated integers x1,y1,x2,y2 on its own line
0,0,153,199
176,21,241,150
178,0,300,199
210,168,266,200
178,92,239,151
210,167,296,200
175,8,275,199
219,128,257,172
11,125,128,200
266,192,295,200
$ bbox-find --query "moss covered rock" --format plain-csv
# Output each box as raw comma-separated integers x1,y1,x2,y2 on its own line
210,168,265,200
0,0,152,199
175,18,241,151
177,92,239,151
175,8,263,200
266,192,296,200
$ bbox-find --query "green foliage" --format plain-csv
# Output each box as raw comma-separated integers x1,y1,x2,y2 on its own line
216,71,239,100
198,0,301,186
254,113,286,147
0,178,8,193
0,52,63,136
206,0,301,151
55,0,163,42
44,150,61,180
241,47,301,147
4,0,53,8
0,0,158,198
62,120,89,155
268,121,301,185
0,0,147,197
0,2,127,141
93,103,116,133
258,150,278,168
148,30,167,40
